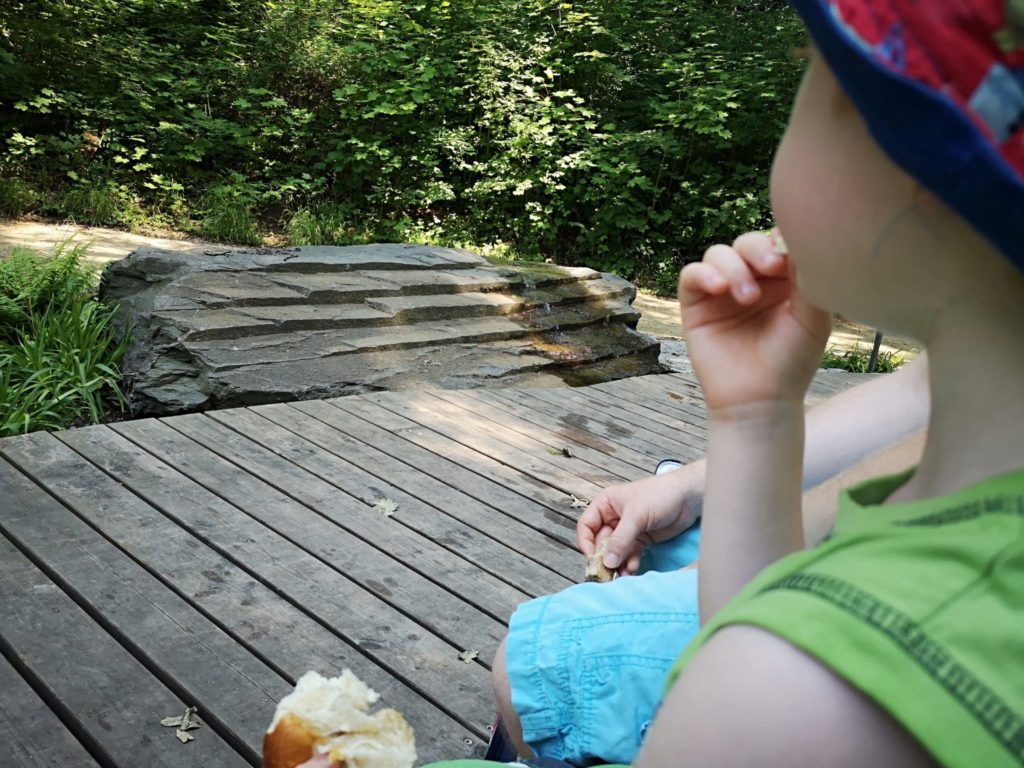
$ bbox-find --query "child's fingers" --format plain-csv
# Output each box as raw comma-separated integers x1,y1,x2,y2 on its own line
678,262,730,306
732,232,788,276
703,244,762,305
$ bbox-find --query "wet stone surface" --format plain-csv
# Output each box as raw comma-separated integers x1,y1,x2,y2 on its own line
101,244,662,415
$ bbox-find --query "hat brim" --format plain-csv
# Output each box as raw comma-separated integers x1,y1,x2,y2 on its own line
790,0,1024,268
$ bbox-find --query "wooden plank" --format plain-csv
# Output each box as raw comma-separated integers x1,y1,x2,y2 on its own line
0,457,286,762
556,385,712,453
162,412,560,607
0,652,101,768
284,399,581,553
326,396,593,527
480,388,659,472
112,417,514,649
0,533,250,768
0,432,485,760
206,405,578,589
249,402,580,576
432,389,648,482
521,387,706,461
53,425,496,736
366,390,613,500
589,375,710,426
485,387,688,466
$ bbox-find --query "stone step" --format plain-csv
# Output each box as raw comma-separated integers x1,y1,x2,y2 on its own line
100,244,489,302
104,244,662,416
183,298,641,372
195,324,660,409
258,244,488,272
152,276,634,342
158,264,602,311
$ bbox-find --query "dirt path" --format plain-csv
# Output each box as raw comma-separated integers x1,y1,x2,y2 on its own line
1,218,920,360
0,219,217,268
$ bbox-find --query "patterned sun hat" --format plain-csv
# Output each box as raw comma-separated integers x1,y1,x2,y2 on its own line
789,0,1024,270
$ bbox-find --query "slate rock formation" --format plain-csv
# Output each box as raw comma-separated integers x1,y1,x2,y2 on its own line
101,244,662,415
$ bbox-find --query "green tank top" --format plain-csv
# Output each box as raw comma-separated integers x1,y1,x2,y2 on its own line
664,467,1024,768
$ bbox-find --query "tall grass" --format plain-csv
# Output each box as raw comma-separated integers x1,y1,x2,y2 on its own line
0,176,38,217
199,184,261,245
821,344,904,374
0,241,130,436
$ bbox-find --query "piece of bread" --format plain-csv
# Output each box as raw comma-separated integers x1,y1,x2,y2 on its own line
264,670,416,768
584,540,615,583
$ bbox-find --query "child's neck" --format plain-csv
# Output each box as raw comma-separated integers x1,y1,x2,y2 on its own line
888,304,1024,504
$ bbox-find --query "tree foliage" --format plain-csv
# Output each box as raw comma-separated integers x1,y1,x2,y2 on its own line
0,0,804,291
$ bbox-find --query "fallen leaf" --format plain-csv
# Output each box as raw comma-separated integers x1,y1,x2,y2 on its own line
162,706,201,736
458,650,479,663
176,729,194,744
568,494,589,509
181,707,202,731
547,447,561,456
373,498,398,517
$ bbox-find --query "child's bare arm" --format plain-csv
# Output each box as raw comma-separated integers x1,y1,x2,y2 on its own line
678,231,831,622
637,625,938,768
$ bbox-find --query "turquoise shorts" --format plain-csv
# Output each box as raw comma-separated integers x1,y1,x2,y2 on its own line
505,525,702,766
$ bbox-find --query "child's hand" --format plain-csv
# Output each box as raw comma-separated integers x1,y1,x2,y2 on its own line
577,467,703,573
679,232,831,413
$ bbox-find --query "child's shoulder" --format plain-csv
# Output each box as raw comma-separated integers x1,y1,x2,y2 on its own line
663,465,1024,767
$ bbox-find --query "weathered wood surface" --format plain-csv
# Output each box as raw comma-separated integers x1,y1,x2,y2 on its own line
0,369,869,767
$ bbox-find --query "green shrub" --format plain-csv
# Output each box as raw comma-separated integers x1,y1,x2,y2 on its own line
2,1,805,282
60,180,142,227
821,345,904,374
286,205,351,246
0,240,129,435
199,183,262,245
0,176,38,217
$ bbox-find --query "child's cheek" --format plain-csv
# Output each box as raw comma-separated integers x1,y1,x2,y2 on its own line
769,130,812,257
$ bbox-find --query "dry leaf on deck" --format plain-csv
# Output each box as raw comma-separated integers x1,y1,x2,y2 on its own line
458,650,479,663
162,706,201,737
181,708,202,731
373,498,399,518
175,729,194,744
568,494,589,509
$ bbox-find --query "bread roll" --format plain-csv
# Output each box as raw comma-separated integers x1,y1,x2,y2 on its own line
264,670,416,768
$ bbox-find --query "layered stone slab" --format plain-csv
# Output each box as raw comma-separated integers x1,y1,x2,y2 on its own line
101,244,662,414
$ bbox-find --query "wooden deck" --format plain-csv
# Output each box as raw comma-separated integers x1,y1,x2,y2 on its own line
0,369,867,767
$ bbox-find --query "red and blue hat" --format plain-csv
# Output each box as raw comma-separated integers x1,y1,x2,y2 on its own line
790,0,1024,270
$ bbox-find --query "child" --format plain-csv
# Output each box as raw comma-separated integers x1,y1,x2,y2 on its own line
637,1,1024,766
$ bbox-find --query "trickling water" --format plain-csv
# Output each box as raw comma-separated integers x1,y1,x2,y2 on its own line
543,302,551,313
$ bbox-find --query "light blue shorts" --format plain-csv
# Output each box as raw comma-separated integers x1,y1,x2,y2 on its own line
505,525,702,766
